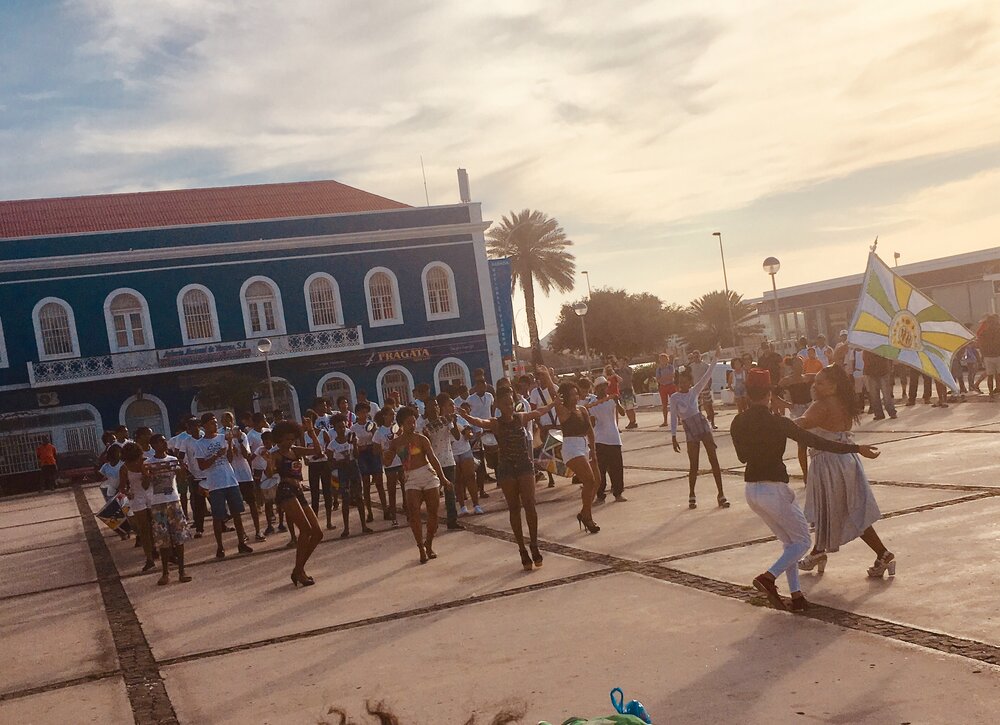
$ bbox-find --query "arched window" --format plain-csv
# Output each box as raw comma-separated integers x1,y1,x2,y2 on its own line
377,365,414,406
422,262,459,320
120,395,169,436
365,268,403,327
318,373,356,408
104,288,154,352
253,378,300,420
177,285,220,344
305,273,343,330
434,357,470,395
241,276,286,337
33,297,80,361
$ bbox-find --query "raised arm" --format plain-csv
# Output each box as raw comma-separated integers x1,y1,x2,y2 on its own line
778,416,876,456
524,400,557,422
462,413,497,431
691,347,721,397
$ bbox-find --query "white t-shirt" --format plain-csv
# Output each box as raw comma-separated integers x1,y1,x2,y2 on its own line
251,442,269,472
590,399,622,446
351,421,376,447
421,418,456,467
145,455,182,506
169,432,204,479
193,434,239,491
99,461,123,494
313,414,332,432
466,392,494,421
246,427,268,453
529,387,558,427
125,468,148,512
303,428,329,463
451,416,473,456
225,428,254,482
326,435,356,464
373,426,400,467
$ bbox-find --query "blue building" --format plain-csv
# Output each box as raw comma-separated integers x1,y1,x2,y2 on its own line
0,179,506,488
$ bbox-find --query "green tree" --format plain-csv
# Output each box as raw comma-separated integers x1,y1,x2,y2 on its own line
195,370,259,415
487,209,575,365
549,288,686,358
686,290,761,349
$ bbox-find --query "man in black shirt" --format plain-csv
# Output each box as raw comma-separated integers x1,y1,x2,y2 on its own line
731,369,879,611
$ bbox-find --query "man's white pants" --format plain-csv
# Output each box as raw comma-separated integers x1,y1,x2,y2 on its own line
745,482,811,592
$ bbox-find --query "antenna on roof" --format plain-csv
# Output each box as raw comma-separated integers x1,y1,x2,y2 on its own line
420,156,430,206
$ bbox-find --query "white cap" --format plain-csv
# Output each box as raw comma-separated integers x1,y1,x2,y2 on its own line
593,375,608,386
839,329,849,337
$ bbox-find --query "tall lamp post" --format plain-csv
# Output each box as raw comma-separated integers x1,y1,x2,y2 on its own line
581,270,592,298
712,232,738,348
573,301,590,368
256,338,277,414
762,257,783,349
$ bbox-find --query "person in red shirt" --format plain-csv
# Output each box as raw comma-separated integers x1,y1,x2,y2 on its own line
36,438,58,491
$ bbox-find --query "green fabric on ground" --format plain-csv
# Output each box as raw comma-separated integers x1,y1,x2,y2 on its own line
538,715,648,725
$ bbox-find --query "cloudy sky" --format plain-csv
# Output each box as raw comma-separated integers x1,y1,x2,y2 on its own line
4,0,1000,339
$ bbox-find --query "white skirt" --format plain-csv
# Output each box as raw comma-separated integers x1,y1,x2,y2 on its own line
804,429,882,552
562,435,590,462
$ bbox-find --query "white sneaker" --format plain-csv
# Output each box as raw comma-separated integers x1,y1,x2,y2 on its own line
473,505,485,515
459,506,470,516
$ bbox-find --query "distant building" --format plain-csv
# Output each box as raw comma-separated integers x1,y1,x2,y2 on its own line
0,179,505,488
748,247,1000,351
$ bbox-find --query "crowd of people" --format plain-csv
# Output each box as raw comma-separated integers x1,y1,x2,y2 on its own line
85,318,1000,602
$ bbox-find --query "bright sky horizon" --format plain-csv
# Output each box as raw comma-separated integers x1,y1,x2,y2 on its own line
4,1,1000,341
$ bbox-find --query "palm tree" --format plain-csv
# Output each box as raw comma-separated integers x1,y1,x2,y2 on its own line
487,209,575,364
687,290,761,349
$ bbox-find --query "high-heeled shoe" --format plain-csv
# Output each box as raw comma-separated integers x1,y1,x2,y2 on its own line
798,552,827,573
867,551,896,578
418,543,428,564
291,570,315,587
425,540,437,560
577,513,600,533
717,494,730,509
688,495,697,509
529,543,544,567
519,548,533,572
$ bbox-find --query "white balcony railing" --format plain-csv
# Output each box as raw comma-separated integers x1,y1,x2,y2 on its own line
27,326,364,387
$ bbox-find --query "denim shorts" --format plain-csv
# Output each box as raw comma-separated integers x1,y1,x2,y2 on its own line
358,447,383,477
208,486,246,519
454,449,475,465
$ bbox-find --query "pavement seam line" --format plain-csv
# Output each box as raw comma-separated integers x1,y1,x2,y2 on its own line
72,485,180,725
0,578,99,603
156,568,617,668
0,669,122,703
0,514,81,530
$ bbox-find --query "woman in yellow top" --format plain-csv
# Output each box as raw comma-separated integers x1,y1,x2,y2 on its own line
383,407,451,564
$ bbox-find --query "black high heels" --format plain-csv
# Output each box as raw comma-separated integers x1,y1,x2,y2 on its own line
577,513,600,533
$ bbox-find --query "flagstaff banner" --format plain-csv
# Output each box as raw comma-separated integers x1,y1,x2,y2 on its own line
489,257,515,360
847,252,974,392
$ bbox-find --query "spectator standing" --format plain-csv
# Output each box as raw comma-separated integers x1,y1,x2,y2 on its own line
863,351,897,420
36,437,58,491
976,314,1000,398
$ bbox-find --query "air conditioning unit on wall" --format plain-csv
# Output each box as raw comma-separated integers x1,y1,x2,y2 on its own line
37,391,60,407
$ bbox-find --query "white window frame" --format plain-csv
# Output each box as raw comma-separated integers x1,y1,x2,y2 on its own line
304,272,344,331
240,275,287,339
433,357,471,395
0,317,8,368
421,262,460,321
119,393,170,435
316,372,357,406
103,287,156,353
364,267,403,328
376,364,415,407
176,284,221,345
32,296,81,361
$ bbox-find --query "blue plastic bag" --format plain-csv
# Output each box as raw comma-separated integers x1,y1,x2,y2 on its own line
610,688,652,723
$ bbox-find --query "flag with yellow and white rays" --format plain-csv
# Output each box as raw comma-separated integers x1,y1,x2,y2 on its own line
847,252,974,392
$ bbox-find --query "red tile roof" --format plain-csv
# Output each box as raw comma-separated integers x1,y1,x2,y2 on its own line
0,179,410,238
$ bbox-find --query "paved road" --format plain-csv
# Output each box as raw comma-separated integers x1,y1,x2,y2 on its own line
2,401,999,723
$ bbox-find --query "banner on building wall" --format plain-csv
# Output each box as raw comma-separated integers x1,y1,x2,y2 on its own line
158,341,253,367
303,337,490,373
489,258,514,359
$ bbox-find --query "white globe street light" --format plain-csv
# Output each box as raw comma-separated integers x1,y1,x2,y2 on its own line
762,257,784,347
572,302,591,367
256,338,277,415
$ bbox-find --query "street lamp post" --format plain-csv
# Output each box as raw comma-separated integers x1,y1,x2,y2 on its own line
256,338,276,414
763,257,783,350
573,301,590,367
581,270,592,299
712,232,738,348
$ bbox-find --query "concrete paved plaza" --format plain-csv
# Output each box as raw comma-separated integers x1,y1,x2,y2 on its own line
2,401,1000,723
